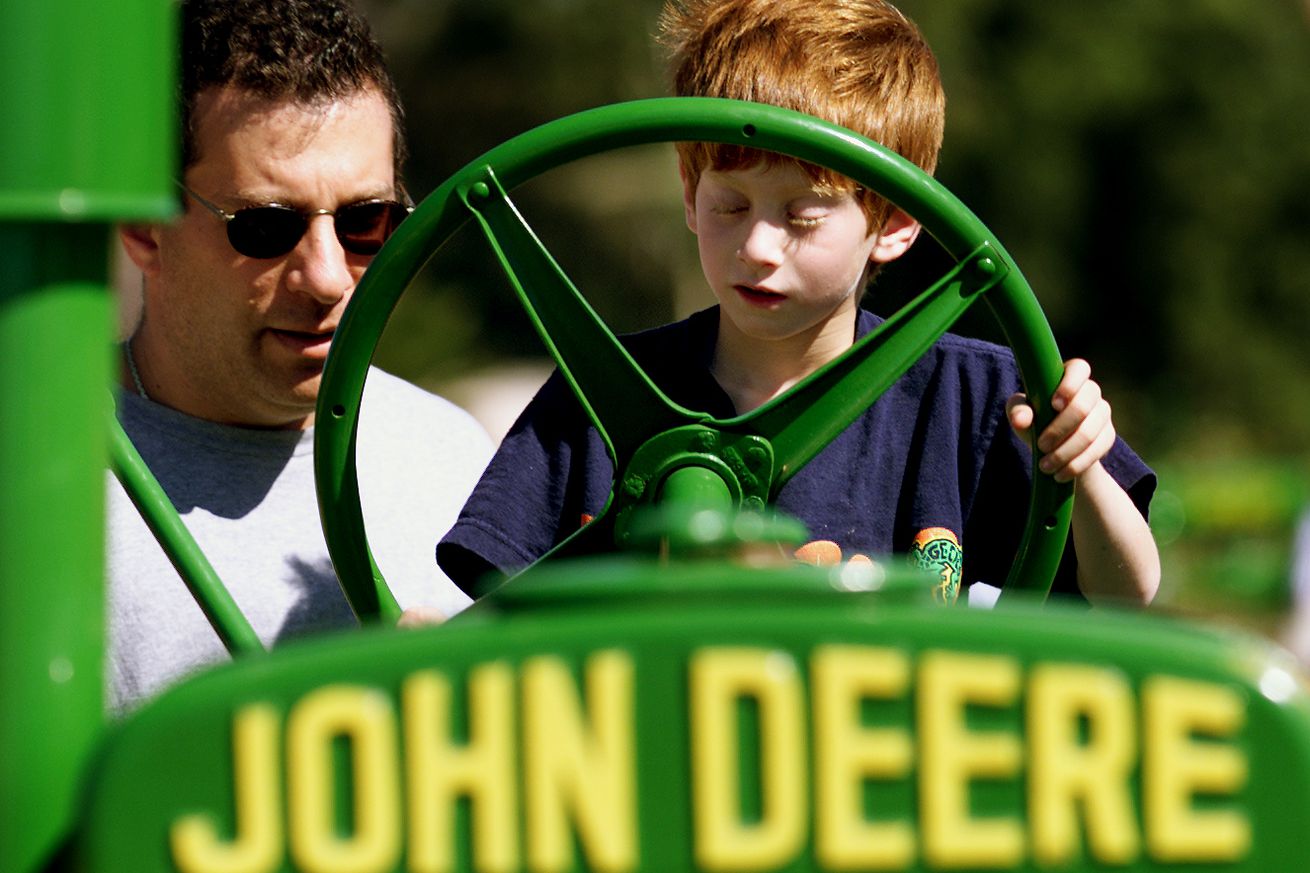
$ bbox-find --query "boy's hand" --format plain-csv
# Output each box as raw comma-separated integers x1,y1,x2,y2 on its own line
1006,358,1115,484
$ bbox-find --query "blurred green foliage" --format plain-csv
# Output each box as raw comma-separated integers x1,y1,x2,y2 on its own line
357,0,1310,613
1152,457,1309,617
361,0,1310,460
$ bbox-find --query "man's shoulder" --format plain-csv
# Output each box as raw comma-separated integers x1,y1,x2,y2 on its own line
363,368,485,428
358,364,492,450
362,366,446,405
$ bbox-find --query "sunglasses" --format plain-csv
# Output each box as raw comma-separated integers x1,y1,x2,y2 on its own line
179,183,412,259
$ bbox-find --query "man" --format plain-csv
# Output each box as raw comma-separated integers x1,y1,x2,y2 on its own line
110,0,491,712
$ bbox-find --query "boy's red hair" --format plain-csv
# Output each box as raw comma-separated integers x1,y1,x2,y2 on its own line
661,0,945,232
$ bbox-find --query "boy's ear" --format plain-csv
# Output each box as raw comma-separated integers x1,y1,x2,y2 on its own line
679,165,699,234
118,223,164,278
870,209,921,264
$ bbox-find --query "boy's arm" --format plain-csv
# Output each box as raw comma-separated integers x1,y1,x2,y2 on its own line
1067,460,1161,604
436,369,617,598
1007,358,1161,605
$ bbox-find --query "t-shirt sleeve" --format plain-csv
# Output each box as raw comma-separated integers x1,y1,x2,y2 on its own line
1049,436,1157,602
975,432,1156,602
1102,436,1157,522
961,349,1157,602
437,371,614,597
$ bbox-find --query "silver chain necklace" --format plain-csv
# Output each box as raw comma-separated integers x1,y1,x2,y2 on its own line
123,338,148,399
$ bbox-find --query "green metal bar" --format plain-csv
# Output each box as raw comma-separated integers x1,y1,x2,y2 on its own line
744,245,1006,488
0,1,175,221
0,224,111,873
109,420,265,656
1,1,174,870
657,466,734,510
315,399,403,623
460,169,707,463
985,285,1073,597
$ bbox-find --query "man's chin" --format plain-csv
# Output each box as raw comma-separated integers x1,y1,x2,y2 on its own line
249,374,322,430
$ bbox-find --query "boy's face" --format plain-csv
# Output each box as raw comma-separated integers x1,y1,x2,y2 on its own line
683,162,883,346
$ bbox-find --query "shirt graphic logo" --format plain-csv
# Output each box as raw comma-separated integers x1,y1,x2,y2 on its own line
910,527,963,604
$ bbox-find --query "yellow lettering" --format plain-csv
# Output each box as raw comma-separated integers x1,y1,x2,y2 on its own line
1143,675,1249,862
175,642,1265,873
690,648,806,871
1027,663,1138,865
171,703,282,873
404,664,518,873
523,650,636,873
287,686,401,873
919,650,1023,869
811,645,914,870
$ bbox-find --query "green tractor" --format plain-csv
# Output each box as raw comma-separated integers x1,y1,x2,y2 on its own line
6,3,1310,873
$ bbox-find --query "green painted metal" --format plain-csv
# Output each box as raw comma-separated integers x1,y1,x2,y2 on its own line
11,13,1310,871
611,427,777,549
0,225,113,873
657,466,736,512
316,97,1072,613
0,0,175,221
0,1,174,871
109,419,265,656
68,556,1310,872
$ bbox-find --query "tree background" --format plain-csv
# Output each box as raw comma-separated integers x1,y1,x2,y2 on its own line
356,0,1310,622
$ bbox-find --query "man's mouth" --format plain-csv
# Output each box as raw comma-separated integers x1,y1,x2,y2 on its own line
268,327,336,358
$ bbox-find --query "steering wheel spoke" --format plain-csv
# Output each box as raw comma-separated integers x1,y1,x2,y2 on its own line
743,243,1009,487
460,167,702,463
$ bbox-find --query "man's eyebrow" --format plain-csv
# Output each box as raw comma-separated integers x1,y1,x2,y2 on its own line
227,187,399,208
218,189,291,207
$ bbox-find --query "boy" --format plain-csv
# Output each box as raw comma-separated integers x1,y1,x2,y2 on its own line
438,0,1159,605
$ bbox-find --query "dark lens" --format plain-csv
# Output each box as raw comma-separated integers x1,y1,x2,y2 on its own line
227,206,307,259
334,201,409,255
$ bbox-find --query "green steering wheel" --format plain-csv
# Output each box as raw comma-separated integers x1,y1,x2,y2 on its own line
315,97,1073,621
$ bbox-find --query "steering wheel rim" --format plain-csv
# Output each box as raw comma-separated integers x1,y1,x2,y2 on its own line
315,97,1073,622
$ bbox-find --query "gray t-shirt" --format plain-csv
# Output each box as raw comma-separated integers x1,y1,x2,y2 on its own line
107,368,492,713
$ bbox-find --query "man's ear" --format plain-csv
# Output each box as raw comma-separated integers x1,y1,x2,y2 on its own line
870,209,922,264
118,224,164,278
680,165,699,234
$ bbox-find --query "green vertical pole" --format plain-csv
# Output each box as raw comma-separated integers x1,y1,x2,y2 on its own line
0,1,174,871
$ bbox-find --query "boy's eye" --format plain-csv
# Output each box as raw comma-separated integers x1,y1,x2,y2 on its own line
788,212,825,229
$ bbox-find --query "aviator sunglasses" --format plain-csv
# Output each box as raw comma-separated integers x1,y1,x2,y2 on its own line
179,183,412,259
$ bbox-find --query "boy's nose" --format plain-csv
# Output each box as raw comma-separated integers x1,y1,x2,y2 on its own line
286,214,353,305
737,219,786,268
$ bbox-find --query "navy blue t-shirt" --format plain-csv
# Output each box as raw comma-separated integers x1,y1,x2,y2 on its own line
438,307,1155,601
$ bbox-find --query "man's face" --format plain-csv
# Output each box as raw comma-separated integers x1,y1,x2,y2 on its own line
132,85,398,428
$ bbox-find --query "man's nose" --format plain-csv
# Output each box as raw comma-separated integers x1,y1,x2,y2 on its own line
286,214,353,305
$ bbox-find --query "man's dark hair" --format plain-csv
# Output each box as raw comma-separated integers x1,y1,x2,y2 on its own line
180,0,407,181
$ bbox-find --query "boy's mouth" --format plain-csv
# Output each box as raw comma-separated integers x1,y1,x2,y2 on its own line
735,284,786,307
